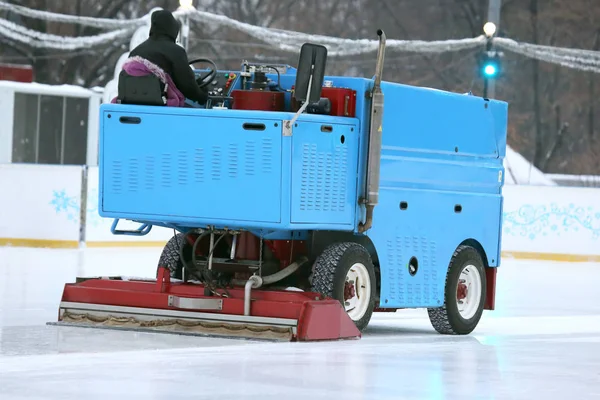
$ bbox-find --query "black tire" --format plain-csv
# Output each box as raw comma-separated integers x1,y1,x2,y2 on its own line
427,245,487,335
311,242,376,331
157,233,190,280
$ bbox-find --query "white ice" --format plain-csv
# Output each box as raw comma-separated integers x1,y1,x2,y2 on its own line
1,246,600,399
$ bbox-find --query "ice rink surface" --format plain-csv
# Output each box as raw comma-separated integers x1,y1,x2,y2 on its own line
1,246,600,399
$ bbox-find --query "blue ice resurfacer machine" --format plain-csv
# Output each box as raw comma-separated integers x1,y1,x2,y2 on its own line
55,31,507,341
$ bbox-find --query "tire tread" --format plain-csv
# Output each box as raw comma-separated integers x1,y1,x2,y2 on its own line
310,242,376,331
157,233,184,278
427,244,485,335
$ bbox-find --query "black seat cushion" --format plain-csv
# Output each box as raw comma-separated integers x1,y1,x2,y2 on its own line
117,70,165,106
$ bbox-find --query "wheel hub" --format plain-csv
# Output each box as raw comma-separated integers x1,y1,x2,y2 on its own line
455,264,482,320
457,280,468,300
344,281,356,300
344,263,371,321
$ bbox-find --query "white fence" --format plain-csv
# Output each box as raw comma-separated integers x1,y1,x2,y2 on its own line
0,164,83,247
1,164,599,261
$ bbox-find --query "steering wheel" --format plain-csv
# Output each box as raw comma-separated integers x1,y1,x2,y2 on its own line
188,57,218,89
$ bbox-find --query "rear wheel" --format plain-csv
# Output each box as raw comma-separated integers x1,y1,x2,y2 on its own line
310,242,376,331
427,245,486,335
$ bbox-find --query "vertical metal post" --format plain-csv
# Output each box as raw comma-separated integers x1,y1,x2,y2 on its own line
60,97,66,164
79,165,88,247
181,14,190,51
485,0,502,99
35,95,40,163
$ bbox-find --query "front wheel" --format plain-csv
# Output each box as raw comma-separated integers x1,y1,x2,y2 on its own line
157,233,191,280
427,245,487,335
310,242,377,331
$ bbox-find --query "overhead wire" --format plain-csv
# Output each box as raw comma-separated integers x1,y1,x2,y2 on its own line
0,1,486,54
494,37,600,74
0,0,188,28
185,10,488,56
0,17,135,50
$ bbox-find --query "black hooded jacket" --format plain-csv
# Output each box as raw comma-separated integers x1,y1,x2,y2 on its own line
129,9,208,104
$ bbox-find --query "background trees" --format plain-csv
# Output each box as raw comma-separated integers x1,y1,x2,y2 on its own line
1,0,598,175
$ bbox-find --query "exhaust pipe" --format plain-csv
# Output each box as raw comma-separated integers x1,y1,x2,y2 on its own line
244,275,262,316
373,29,386,89
359,29,386,233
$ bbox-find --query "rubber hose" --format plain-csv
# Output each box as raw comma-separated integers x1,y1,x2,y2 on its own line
262,256,308,285
231,256,309,287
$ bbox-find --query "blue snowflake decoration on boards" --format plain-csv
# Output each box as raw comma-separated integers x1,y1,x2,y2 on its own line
49,189,80,223
85,187,104,227
503,203,600,240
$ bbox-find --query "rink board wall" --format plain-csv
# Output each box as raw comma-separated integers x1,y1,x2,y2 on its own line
0,164,83,248
501,184,600,262
1,164,599,262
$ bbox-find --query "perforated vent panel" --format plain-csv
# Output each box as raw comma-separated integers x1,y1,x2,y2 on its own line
290,121,358,225
299,143,348,213
110,160,123,194
102,112,282,223
194,148,205,183
384,236,440,308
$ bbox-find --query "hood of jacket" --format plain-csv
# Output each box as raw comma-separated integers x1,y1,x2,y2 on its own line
149,9,181,41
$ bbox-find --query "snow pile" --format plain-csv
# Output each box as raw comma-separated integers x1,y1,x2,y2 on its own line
503,145,556,186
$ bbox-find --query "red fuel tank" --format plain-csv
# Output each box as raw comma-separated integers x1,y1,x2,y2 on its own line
320,87,357,117
290,86,357,117
231,90,285,112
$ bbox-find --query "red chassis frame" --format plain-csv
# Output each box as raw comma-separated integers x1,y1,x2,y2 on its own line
57,267,361,342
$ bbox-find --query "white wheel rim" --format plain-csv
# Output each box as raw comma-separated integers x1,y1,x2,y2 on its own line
456,264,482,320
344,262,371,321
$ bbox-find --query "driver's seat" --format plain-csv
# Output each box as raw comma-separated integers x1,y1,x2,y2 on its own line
117,70,166,106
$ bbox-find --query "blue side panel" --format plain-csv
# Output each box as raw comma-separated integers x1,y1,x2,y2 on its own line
378,148,503,193
290,120,359,225
370,188,503,308
100,106,282,223
317,77,373,229
98,103,365,232
378,82,504,157
367,81,508,309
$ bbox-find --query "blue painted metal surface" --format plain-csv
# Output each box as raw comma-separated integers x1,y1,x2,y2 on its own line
110,219,152,236
290,119,359,225
99,105,360,231
101,108,284,224
98,65,507,310
366,81,507,308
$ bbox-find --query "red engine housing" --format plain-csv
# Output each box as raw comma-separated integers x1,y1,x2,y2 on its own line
291,86,357,117
320,87,357,117
231,90,285,112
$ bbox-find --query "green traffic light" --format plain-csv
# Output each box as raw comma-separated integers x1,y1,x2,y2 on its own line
481,56,501,78
484,64,497,76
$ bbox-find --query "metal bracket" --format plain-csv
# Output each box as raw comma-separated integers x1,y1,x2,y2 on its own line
283,120,293,136
168,295,223,310
283,71,313,137
110,219,152,236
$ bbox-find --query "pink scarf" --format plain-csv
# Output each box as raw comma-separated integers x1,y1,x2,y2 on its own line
111,56,185,107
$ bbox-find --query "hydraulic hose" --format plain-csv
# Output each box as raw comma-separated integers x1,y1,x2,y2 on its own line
232,256,309,287
262,256,308,285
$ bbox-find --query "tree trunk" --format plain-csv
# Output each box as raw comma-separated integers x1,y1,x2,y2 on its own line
530,0,543,169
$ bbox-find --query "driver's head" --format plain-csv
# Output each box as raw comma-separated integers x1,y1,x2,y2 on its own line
149,9,181,42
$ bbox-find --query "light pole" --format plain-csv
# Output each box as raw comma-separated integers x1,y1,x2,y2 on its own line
178,0,194,51
482,0,502,99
